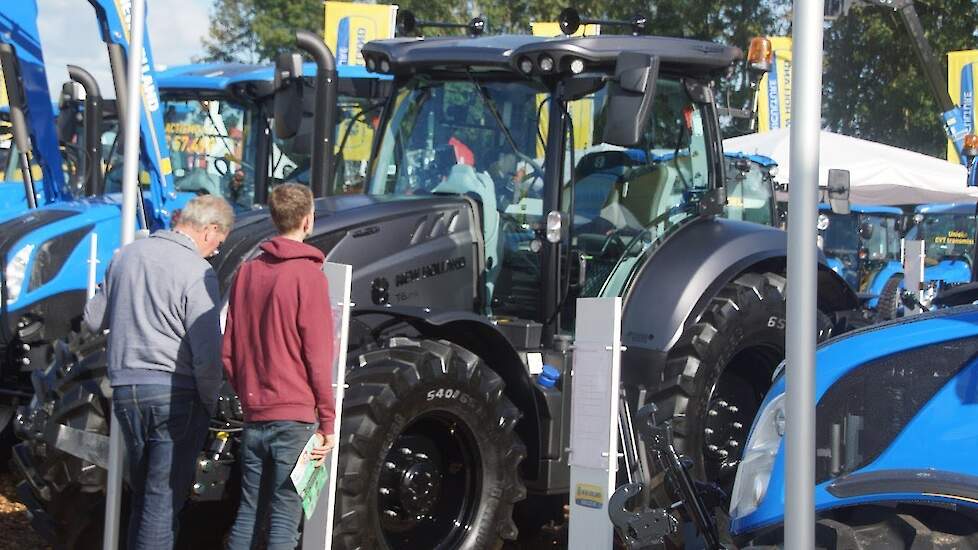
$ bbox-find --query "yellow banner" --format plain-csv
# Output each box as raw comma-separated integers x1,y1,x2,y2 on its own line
531,22,596,156
947,50,978,163
324,2,398,67
756,36,793,132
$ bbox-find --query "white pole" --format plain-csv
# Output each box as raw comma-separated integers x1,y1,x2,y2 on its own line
104,0,146,547
785,0,824,547
86,233,98,300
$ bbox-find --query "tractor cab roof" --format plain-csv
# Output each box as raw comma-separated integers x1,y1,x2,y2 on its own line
362,34,741,79
914,202,977,215
157,62,390,100
818,204,904,216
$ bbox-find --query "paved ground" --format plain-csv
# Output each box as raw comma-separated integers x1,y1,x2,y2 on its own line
0,472,47,549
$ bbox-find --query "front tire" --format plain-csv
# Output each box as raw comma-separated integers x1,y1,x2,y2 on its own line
334,338,526,550
875,274,903,322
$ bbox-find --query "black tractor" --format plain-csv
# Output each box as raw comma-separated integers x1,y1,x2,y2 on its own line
13,15,859,549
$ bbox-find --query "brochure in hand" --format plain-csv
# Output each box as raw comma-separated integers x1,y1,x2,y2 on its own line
291,433,330,519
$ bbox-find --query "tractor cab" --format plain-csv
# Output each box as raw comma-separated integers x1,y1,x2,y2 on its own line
907,202,977,286
817,204,904,304
363,31,738,323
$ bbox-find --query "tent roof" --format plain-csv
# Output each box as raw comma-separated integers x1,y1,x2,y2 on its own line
723,128,976,206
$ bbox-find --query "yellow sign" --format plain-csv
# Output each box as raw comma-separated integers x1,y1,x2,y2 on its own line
336,103,374,162
947,50,978,164
531,22,596,156
324,2,398,67
756,37,793,132
574,483,604,509
529,21,599,37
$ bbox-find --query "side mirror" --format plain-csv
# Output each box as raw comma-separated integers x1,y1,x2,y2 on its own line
602,52,659,147
826,168,850,215
273,52,304,140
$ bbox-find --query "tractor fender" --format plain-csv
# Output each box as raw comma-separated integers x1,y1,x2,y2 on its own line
620,217,857,356
350,305,544,481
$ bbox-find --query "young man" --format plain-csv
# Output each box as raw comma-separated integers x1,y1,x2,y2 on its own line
223,183,336,549
84,195,234,550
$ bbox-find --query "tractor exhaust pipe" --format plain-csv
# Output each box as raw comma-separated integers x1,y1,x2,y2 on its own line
68,65,104,196
297,30,338,198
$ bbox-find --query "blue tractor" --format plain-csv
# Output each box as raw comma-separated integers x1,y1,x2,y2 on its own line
818,204,906,319
907,202,977,286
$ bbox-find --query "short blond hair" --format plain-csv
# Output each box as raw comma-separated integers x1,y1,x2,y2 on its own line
269,184,314,234
177,195,235,233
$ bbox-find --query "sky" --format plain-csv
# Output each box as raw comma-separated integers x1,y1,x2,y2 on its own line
38,0,212,97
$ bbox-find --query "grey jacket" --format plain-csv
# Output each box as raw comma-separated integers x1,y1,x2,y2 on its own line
84,230,223,413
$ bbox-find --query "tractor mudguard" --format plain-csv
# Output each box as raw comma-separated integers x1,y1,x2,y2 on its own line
618,216,857,387
351,304,544,484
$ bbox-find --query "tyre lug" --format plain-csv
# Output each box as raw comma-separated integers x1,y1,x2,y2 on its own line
383,510,398,518
704,428,714,436
415,452,429,460
398,447,412,456
717,449,729,459
708,409,718,417
729,440,740,448
385,461,397,470
728,405,739,413
379,487,391,495
717,400,729,408
732,421,743,430
707,444,719,453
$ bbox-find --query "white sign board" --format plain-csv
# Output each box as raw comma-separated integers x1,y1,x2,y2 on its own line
568,297,623,550
301,262,353,550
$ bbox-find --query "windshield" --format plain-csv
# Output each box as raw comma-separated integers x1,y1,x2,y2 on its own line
819,212,902,291
273,94,381,195
915,213,976,265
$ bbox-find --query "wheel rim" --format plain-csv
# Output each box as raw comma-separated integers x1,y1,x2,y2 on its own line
377,411,481,549
703,346,781,493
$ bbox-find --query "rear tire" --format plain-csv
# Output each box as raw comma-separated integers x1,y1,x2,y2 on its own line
334,338,526,550
649,272,789,496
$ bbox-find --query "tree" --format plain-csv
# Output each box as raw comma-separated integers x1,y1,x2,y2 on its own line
200,0,322,63
822,0,978,158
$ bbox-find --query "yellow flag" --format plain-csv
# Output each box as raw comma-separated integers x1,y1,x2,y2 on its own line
756,37,793,132
947,50,978,164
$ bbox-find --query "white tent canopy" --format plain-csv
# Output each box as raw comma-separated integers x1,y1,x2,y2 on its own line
723,128,977,206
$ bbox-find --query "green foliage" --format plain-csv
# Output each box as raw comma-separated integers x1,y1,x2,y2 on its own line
823,0,978,158
199,0,322,63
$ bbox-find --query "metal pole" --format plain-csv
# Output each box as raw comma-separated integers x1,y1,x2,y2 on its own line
785,0,824,547
104,0,146,547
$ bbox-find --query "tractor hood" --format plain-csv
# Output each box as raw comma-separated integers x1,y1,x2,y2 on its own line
730,305,978,536
213,194,482,313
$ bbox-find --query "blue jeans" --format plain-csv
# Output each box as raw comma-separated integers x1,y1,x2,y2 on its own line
227,420,315,550
113,384,210,550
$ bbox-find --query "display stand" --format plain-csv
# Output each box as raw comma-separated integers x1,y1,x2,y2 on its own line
568,297,623,550
301,262,353,550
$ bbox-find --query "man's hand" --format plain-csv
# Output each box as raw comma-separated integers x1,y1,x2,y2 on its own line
310,432,337,467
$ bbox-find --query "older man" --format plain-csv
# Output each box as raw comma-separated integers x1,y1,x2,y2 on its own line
85,195,234,550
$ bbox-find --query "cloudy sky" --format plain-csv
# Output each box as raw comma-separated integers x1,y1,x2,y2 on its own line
38,0,211,96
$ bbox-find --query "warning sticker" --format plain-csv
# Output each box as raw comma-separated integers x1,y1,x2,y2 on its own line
574,483,604,509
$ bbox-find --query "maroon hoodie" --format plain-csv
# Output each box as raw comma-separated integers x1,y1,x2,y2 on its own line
222,237,335,434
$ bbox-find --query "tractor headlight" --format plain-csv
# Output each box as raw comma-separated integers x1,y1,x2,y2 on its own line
729,393,785,519
5,244,35,305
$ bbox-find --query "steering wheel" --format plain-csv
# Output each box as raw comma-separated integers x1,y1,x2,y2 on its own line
598,229,628,256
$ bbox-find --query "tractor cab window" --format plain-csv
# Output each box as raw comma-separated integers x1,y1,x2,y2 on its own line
273,95,381,195
368,77,546,317
563,78,714,301
724,160,774,226
911,213,977,267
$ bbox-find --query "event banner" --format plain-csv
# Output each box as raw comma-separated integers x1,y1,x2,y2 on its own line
323,2,397,67
947,50,978,164
756,36,793,133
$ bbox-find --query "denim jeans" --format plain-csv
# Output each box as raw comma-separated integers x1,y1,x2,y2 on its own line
227,420,315,550
113,384,210,550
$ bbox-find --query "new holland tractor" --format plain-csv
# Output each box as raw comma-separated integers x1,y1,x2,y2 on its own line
14,12,860,548
817,204,906,320
907,202,977,287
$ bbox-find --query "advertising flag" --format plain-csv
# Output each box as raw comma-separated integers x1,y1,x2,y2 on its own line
947,50,978,164
756,37,793,132
323,2,397,68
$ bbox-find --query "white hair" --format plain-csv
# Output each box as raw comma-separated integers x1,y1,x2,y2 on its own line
177,195,235,233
